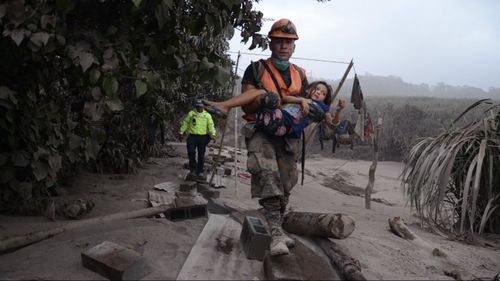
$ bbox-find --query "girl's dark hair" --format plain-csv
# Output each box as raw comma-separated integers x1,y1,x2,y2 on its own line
308,81,333,106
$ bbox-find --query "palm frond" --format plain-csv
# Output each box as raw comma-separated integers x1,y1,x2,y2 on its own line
403,100,500,235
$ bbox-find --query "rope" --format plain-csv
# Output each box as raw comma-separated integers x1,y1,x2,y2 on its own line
227,51,351,65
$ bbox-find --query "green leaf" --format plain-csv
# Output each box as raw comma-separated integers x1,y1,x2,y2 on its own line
164,0,174,9
132,0,142,8
11,150,30,167
41,15,56,29
199,57,214,71
66,150,77,163
105,98,124,112
80,52,95,72
102,77,119,97
174,55,184,68
10,29,25,46
56,34,66,46
0,86,13,100
214,65,231,86
0,4,5,19
89,68,101,85
33,147,50,161
30,32,50,47
48,155,62,171
135,80,147,97
31,161,49,181
91,87,102,101
69,134,81,150
224,24,235,39
103,47,114,59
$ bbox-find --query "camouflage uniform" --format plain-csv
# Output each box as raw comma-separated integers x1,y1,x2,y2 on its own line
243,123,300,247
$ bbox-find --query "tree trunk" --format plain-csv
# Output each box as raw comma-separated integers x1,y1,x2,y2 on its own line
365,119,382,209
283,211,355,239
0,204,172,253
314,237,366,281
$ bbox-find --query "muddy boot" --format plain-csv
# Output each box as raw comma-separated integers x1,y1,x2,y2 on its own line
279,200,295,248
266,209,291,255
269,227,290,256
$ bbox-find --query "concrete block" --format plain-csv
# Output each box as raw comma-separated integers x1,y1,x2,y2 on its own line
81,241,148,280
263,252,304,280
179,181,197,192
174,194,207,208
175,189,197,197
164,205,207,221
196,183,220,199
207,197,230,214
240,216,271,261
164,207,189,221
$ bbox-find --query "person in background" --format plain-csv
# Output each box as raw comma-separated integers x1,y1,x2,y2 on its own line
179,99,216,180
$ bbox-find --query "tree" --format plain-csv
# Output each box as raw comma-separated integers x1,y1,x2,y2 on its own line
0,0,267,211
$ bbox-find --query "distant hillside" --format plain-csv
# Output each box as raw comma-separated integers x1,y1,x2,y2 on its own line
317,74,500,99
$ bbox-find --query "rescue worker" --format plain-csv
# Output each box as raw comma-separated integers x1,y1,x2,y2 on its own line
240,18,342,256
179,99,216,180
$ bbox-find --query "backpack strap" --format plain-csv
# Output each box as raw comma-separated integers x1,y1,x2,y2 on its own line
259,59,283,99
251,60,266,90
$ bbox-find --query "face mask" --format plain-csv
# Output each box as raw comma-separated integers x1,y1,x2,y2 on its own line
272,58,290,71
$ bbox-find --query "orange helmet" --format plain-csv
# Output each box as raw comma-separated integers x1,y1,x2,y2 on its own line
268,18,299,40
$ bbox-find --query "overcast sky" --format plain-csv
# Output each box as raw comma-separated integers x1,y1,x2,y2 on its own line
229,0,500,91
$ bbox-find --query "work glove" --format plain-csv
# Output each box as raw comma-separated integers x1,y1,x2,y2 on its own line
308,102,326,122
259,92,280,110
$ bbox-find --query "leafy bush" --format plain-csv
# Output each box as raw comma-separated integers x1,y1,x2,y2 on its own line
0,0,267,210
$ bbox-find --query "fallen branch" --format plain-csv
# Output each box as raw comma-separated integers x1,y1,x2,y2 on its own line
0,204,172,253
388,216,416,240
314,237,366,281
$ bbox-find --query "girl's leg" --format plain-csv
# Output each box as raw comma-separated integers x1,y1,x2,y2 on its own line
257,108,289,137
203,89,266,116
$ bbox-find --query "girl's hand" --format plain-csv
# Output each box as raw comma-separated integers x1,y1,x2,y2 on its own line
338,99,346,110
324,113,337,129
301,98,312,114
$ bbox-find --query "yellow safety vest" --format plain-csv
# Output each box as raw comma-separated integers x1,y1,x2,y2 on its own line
179,110,216,136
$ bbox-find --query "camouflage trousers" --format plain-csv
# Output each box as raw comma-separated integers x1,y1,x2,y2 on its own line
243,124,300,232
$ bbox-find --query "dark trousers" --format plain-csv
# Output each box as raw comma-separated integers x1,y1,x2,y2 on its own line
186,134,210,174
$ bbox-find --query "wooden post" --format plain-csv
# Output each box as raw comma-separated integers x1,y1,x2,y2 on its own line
365,118,382,209
0,204,172,253
209,52,241,185
282,211,356,239
304,60,354,148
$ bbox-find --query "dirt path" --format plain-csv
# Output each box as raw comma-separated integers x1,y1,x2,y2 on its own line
0,145,498,280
